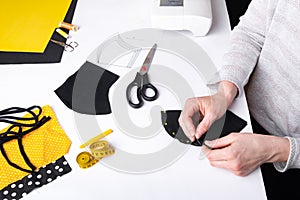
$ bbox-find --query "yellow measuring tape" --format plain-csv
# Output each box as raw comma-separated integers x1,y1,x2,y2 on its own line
90,140,115,159
76,152,99,169
76,140,114,169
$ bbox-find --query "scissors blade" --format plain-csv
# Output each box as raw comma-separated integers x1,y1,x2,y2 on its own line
139,43,157,75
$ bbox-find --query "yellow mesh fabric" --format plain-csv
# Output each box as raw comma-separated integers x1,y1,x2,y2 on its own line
0,105,71,190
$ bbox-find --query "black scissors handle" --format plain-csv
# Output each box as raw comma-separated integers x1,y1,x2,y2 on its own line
140,74,158,101
126,73,158,109
126,73,144,108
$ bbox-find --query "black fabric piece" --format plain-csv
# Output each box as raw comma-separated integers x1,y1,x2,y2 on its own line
0,0,78,64
225,0,252,29
0,156,72,200
0,106,51,173
251,116,300,200
54,61,119,115
161,110,247,146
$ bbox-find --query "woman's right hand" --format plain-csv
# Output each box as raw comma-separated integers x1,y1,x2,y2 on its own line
178,81,238,141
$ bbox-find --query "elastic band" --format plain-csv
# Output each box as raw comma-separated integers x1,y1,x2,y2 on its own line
0,106,51,173
0,106,41,127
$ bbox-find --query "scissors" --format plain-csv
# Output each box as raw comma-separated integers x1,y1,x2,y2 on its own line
50,39,79,52
126,44,159,108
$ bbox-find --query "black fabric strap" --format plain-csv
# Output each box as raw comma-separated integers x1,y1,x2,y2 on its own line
0,106,41,127
0,106,51,173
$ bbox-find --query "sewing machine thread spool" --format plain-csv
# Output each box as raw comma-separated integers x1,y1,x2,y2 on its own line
59,21,79,32
56,28,71,39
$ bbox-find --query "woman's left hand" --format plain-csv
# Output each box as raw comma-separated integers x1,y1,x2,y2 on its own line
202,133,290,176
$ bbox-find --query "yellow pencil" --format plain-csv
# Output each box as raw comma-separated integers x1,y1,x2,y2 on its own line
80,129,113,148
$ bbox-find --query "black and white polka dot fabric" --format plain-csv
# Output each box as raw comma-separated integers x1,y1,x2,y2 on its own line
0,156,71,200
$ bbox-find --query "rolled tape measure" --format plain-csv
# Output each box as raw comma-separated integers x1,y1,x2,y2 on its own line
76,152,99,169
76,140,114,169
90,140,115,159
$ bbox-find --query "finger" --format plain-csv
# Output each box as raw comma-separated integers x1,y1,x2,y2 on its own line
206,147,231,162
205,136,238,162
195,114,212,139
209,160,232,171
204,134,234,149
179,99,199,141
180,117,196,142
201,144,213,157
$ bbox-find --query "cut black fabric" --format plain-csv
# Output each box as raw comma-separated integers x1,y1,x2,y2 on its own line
161,110,247,146
0,106,51,173
0,156,72,200
55,61,119,115
0,0,78,64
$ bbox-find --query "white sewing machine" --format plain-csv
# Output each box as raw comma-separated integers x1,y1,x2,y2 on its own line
151,0,212,36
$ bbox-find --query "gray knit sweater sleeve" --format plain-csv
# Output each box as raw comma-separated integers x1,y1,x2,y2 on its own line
209,0,300,172
217,0,268,96
274,137,300,172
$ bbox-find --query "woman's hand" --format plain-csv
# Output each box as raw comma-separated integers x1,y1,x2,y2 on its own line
203,133,290,176
179,81,238,141
178,94,227,141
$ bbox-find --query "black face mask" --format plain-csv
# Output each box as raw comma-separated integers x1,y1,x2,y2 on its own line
55,61,119,115
161,110,247,146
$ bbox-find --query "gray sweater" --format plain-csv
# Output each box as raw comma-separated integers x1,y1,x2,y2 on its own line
217,0,300,172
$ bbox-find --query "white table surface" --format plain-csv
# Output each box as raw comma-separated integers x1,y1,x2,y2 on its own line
0,0,267,199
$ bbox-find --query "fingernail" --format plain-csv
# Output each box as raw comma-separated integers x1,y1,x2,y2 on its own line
204,140,213,146
190,136,195,142
203,142,213,150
